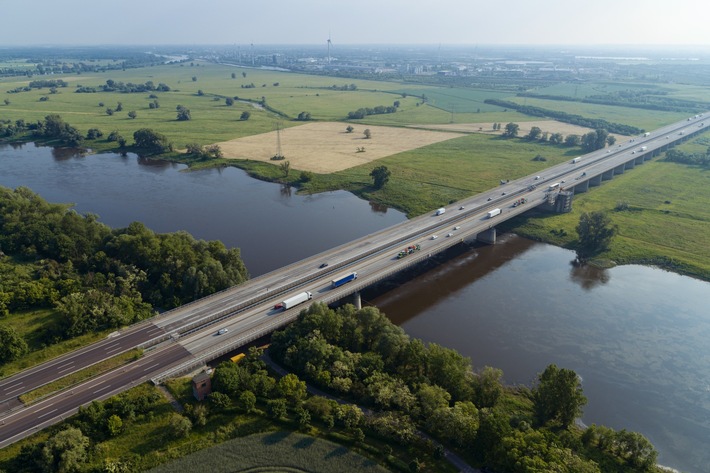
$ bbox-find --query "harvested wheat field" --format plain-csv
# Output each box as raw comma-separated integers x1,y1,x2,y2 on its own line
217,122,464,173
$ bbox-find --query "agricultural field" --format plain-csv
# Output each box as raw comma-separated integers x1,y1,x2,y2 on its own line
148,431,390,473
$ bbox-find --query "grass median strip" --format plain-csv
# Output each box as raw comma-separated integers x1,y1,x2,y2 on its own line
18,349,143,405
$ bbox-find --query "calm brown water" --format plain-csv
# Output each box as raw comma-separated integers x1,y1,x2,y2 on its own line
2,143,709,472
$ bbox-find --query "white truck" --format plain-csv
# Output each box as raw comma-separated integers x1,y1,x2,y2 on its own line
435,207,446,216
572,157,581,164
643,132,651,137
487,208,501,218
280,291,312,310
640,146,647,151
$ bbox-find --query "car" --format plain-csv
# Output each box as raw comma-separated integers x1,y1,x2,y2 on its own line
534,175,540,180
606,149,611,153
217,328,228,335
487,197,492,201
431,235,438,240
502,192,506,195
273,303,284,310
447,233,453,237
454,226,460,230
459,206,465,210
319,263,328,268
560,180,565,183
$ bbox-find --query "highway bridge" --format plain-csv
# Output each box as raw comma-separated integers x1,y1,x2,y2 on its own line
0,114,707,448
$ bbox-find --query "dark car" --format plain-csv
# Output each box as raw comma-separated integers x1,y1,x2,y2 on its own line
319,263,328,268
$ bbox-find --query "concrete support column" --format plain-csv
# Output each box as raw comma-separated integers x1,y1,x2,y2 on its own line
590,175,603,187
477,227,496,245
625,160,635,170
614,164,625,175
574,180,589,194
602,170,614,181
353,291,362,310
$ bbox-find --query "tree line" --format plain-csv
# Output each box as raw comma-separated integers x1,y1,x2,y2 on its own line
516,91,707,114
0,186,248,360
484,99,643,135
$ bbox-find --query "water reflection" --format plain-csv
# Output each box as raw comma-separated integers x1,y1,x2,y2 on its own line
569,260,611,290
280,184,292,197
369,201,389,214
51,147,86,161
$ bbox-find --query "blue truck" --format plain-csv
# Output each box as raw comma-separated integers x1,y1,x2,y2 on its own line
331,272,357,288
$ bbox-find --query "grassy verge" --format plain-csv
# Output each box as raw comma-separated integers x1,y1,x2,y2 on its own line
18,348,142,405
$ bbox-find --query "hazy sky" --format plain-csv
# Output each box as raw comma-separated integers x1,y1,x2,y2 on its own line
1,0,707,47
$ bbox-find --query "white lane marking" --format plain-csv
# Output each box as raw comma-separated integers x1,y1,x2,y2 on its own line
105,346,124,354
143,363,161,372
2,385,26,395
37,408,58,419
93,385,112,394
57,365,76,374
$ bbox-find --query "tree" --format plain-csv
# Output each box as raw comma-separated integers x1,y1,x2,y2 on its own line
168,413,192,439
238,390,256,412
526,126,542,140
0,324,28,363
106,414,123,436
278,373,306,405
363,128,372,139
346,125,354,133
133,128,171,154
296,111,312,121
127,111,137,119
549,132,564,145
242,72,247,78
471,366,503,408
503,122,519,137
209,391,231,409
370,165,391,189
565,134,581,147
606,135,617,146
115,102,123,112
3,98,9,105
576,211,617,260
240,111,251,121
225,97,234,106
176,105,191,121
279,160,290,177
40,427,90,473
533,364,587,428
268,398,287,419
192,76,197,82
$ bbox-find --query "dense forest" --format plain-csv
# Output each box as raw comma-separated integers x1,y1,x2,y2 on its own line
0,186,248,361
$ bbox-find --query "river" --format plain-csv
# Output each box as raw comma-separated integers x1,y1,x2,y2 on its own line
1,143,708,473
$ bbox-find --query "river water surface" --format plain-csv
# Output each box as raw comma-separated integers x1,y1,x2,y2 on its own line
1,143,708,473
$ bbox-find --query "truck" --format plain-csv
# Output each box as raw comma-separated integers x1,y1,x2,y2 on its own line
640,146,647,151
643,132,651,137
435,207,446,216
487,208,501,218
548,182,560,190
331,272,357,288
572,157,581,164
280,291,312,310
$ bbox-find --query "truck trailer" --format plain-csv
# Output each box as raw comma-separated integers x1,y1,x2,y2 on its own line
280,291,312,310
435,208,446,216
572,157,581,163
487,208,501,218
331,272,357,288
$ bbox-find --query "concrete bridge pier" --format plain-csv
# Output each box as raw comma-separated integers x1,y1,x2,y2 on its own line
477,227,496,244
614,164,625,175
573,180,589,194
624,160,635,170
602,169,614,181
635,156,645,165
353,291,362,310
589,174,603,187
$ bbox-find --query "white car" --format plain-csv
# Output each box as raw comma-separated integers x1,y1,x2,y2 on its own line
534,176,540,180
447,233,453,237
454,226,460,230
217,328,228,335
431,235,438,240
